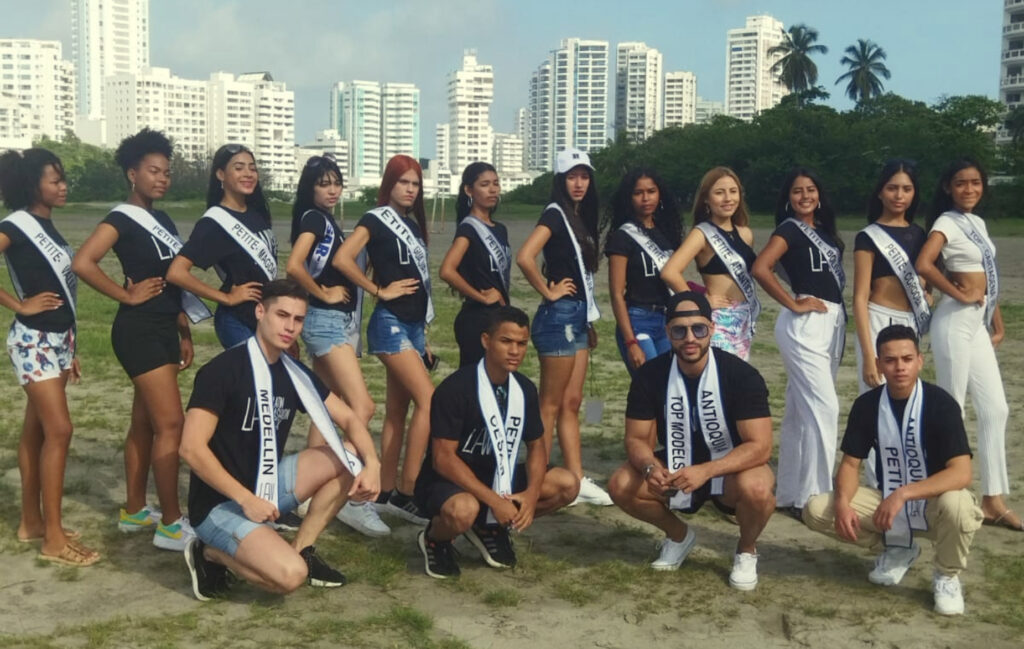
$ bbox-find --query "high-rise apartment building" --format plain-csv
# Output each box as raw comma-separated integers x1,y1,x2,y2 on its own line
1001,0,1024,141
381,82,420,164
615,42,663,141
105,66,206,160
296,129,349,195
330,80,382,185
492,132,524,176
724,15,787,121
663,71,697,128
526,60,552,171
695,96,725,124
447,51,494,174
0,39,76,147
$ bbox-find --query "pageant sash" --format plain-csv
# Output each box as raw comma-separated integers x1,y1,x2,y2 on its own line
370,206,434,323
620,221,671,272
476,359,526,525
877,379,928,548
112,204,213,323
2,210,77,318
860,224,930,335
695,222,761,334
461,216,511,294
786,218,845,293
201,206,277,281
304,209,335,280
549,202,599,322
946,210,999,328
665,351,734,510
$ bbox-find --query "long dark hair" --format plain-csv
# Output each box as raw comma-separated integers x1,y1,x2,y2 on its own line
928,158,988,230
774,167,843,252
115,127,173,185
692,166,750,228
867,158,920,224
205,144,271,216
377,154,427,245
551,167,599,272
0,148,65,211
604,167,682,250
456,162,499,220
290,154,344,244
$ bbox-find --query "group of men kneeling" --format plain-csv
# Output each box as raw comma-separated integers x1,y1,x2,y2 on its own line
181,279,983,617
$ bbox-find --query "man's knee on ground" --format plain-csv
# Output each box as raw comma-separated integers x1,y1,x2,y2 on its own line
545,467,579,507
802,492,836,532
934,490,983,533
440,493,480,533
272,553,308,594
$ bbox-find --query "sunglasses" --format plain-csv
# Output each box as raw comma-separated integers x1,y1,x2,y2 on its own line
305,153,337,168
222,143,250,155
668,323,710,340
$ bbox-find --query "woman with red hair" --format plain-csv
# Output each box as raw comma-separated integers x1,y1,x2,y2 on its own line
335,155,433,524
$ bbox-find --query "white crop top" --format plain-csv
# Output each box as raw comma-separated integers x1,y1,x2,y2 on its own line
930,211,994,273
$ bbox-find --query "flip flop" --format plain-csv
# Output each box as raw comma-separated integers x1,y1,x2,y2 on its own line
983,509,1024,532
18,528,81,543
37,539,101,567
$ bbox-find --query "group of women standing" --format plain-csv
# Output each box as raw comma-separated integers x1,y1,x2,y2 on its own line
1,130,1019,567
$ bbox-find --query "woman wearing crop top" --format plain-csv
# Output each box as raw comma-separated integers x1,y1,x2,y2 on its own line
853,160,929,394
752,168,845,513
916,158,1019,532
662,167,757,360
604,168,681,375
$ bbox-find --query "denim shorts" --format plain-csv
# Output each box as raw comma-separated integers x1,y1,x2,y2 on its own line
366,305,425,355
194,453,301,557
531,298,588,357
213,307,255,350
614,305,670,375
6,319,75,386
301,306,360,359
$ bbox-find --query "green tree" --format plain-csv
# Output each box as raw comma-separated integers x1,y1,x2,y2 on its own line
768,24,828,105
836,39,891,103
1004,104,1024,144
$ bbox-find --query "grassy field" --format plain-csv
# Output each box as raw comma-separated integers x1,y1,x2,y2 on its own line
0,201,1022,649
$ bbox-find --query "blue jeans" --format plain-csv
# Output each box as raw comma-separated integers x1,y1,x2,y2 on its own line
214,307,255,349
615,306,670,376
531,298,588,357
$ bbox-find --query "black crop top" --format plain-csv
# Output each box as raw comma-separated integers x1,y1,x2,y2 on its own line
853,223,926,281
697,224,756,276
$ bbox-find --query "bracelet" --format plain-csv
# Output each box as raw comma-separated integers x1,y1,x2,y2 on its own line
374,285,380,297
642,463,656,479
625,338,639,347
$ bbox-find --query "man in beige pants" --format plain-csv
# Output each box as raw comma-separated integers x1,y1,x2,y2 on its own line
803,325,983,616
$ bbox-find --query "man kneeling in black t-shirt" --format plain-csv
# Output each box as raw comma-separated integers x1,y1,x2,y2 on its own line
179,279,381,599
803,325,983,616
414,306,579,578
609,291,776,590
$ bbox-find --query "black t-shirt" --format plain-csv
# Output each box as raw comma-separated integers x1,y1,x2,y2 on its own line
419,364,543,486
842,382,972,480
177,207,276,331
297,208,358,313
0,212,75,332
185,344,330,526
854,223,926,281
356,209,428,323
454,219,510,306
538,206,594,303
697,224,757,276
604,224,673,308
102,208,184,316
626,348,771,464
773,220,844,303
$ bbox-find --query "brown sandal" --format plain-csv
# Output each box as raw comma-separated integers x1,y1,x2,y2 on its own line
18,528,81,544
37,539,101,567
983,509,1024,532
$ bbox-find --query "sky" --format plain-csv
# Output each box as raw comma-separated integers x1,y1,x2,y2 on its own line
0,0,1005,157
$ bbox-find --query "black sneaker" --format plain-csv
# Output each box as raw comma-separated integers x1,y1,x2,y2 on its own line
384,490,429,525
418,528,460,579
299,545,346,588
271,511,304,532
464,523,516,569
184,538,228,601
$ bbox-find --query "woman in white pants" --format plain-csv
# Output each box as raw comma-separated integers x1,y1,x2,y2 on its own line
916,158,1019,532
752,168,845,514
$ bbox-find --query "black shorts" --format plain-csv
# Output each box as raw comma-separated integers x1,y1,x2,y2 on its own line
111,310,180,378
453,301,499,368
414,462,529,526
655,448,736,516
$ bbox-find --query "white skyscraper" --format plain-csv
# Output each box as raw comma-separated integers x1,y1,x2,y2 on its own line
207,72,255,147
447,51,494,174
695,96,725,124
381,82,421,163
1000,1,1024,141
615,42,663,141
71,0,150,143
330,80,382,185
663,71,697,128
296,129,349,193
492,133,524,176
725,15,787,121
527,38,609,171
104,67,206,161
0,39,76,148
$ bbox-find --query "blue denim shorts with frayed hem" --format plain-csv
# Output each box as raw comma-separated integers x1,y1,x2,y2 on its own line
301,305,360,359
531,298,588,357
365,305,425,356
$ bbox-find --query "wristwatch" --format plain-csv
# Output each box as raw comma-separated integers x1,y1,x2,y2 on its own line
642,463,656,479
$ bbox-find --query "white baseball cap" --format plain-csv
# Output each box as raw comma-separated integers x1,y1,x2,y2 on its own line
555,148,594,174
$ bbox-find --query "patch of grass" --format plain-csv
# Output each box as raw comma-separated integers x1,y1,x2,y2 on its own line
482,587,522,608
979,553,1024,629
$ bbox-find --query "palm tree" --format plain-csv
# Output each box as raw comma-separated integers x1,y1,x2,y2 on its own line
836,39,891,103
769,24,828,102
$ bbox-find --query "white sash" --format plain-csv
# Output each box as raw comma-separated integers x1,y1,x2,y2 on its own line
2,210,77,318
549,202,600,322
246,337,363,506
664,351,734,510
370,206,434,324
786,218,845,292
201,206,277,281
111,204,213,324
461,216,511,294
945,210,999,328
476,359,526,525
619,221,671,272
861,224,930,335
695,222,761,334
877,380,928,548
304,209,335,280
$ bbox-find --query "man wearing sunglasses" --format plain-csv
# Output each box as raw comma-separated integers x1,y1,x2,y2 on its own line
608,291,776,590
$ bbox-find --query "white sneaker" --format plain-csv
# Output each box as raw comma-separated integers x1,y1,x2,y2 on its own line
729,552,758,590
650,527,696,571
337,501,391,537
933,572,965,616
868,542,921,586
570,476,614,507
153,516,195,552
295,498,310,518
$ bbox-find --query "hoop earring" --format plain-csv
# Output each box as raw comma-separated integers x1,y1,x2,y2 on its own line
817,202,821,210
704,204,710,216
785,200,792,213
220,180,224,190
659,200,664,211
468,196,473,208
131,182,135,193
